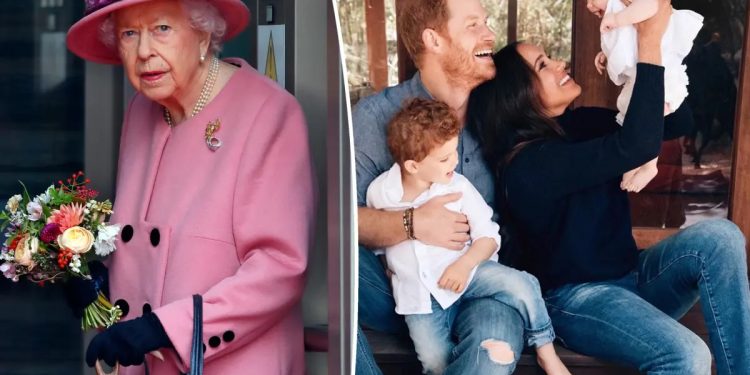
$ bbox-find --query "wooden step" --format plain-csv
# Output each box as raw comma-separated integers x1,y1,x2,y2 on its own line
366,329,638,375
367,304,713,374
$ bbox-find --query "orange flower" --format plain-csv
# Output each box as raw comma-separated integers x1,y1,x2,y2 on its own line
47,203,85,232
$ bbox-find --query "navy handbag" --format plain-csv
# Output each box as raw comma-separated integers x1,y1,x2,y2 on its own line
188,294,204,375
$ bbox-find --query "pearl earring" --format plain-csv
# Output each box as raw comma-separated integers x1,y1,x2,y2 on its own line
200,54,206,63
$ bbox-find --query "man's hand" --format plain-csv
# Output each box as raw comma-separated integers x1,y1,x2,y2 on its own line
594,51,607,75
413,193,470,250
438,258,474,293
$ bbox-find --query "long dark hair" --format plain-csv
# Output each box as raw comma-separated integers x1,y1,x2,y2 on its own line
467,42,565,267
467,41,564,180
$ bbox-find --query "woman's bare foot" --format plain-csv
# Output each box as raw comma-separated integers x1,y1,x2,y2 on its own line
536,344,572,375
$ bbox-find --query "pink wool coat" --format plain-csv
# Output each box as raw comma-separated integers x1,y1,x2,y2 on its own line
107,58,314,374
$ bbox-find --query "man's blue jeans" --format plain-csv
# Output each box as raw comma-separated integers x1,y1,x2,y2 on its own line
544,219,750,374
357,246,525,375
405,261,555,374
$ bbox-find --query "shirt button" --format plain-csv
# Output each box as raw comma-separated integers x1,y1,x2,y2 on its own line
421,272,427,278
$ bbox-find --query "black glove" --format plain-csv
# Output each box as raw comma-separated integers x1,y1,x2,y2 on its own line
86,312,173,367
63,261,109,319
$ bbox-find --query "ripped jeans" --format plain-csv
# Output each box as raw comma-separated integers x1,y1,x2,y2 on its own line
358,246,525,375
405,261,555,375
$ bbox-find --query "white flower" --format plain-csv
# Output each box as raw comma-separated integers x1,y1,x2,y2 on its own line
10,212,25,226
69,254,82,274
58,227,94,254
93,224,120,257
5,195,22,214
26,201,43,222
35,188,51,205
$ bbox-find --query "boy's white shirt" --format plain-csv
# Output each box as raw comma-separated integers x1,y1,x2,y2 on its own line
601,0,703,124
366,163,501,315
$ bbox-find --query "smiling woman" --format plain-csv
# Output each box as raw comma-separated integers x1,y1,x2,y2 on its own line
63,0,316,374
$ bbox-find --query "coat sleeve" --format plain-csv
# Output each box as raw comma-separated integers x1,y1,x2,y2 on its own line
154,90,315,370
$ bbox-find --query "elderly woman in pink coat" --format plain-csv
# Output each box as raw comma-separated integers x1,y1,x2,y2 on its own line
64,0,315,374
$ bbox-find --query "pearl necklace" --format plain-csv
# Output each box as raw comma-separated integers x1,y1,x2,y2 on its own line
163,55,219,128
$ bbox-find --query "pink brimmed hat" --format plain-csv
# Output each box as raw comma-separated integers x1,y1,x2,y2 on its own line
67,0,250,65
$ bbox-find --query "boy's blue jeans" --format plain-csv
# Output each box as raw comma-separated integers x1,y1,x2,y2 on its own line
405,261,554,374
357,247,525,375
545,219,750,375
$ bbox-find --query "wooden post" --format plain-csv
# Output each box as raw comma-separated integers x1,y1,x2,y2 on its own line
729,5,750,269
571,0,618,109
365,0,388,91
507,0,517,43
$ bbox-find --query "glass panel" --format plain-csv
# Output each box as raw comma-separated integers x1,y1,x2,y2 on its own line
517,0,573,62
481,0,509,52
629,0,746,228
340,0,510,105
385,0,399,86
0,0,85,373
339,0,371,103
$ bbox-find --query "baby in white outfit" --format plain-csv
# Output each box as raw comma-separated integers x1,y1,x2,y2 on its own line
587,0,703,192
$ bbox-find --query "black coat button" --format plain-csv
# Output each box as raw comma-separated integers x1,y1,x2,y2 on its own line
208,336,221,348
222,330,235,343
142,303,152,315
464,157,470,163
114,299,130,317
150,228,160,247
121,225,134,243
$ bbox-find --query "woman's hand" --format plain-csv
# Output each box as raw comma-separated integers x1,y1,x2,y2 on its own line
635,0,672,65
86,313,172,367
63,261,109,318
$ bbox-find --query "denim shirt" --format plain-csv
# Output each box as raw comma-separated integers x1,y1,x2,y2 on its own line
353,73,496,210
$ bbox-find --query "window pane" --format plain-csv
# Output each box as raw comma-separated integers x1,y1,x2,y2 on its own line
339,0,372,102
517,0,572,62
0,1,85,373
481,0,509,50
630,0,746,228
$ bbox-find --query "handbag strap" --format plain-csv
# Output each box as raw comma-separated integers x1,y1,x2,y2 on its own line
189,294,204,375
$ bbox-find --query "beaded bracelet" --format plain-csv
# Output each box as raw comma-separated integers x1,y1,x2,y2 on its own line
403,207,416,240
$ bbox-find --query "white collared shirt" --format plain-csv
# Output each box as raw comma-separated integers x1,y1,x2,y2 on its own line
366,163,501,315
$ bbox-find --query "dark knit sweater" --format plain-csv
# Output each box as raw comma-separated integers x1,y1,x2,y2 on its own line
501,64,692,292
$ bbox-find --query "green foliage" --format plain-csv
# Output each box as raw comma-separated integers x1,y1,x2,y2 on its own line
49,186,74,206
339,0,572,95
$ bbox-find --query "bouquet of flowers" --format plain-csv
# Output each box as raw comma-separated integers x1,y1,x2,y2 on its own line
0,171,122,330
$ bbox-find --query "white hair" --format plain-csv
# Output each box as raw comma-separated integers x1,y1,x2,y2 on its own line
99,0,227,56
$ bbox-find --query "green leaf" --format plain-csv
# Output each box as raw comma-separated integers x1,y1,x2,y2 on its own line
18,181,32,206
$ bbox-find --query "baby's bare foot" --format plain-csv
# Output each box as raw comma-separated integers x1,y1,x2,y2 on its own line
621,167,639,191
624,164,658,193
